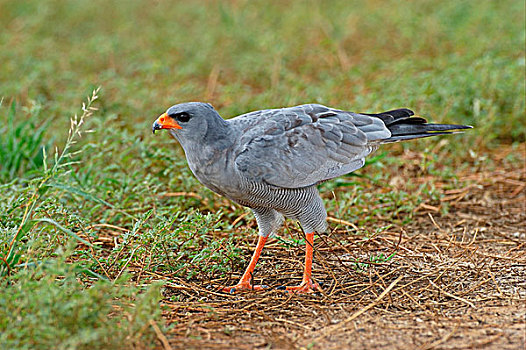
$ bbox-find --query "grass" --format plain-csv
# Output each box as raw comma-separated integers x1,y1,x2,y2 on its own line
0,256,161,350
0,100,52,182
0,0,524,348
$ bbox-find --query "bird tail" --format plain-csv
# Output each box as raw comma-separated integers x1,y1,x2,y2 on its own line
362,108,473,143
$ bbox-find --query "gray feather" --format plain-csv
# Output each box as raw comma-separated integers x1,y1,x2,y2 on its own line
232,104,386,188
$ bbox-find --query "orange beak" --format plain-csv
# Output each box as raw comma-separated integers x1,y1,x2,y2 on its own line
152,112,183,134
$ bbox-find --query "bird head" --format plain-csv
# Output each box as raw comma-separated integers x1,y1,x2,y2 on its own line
152,102,222,141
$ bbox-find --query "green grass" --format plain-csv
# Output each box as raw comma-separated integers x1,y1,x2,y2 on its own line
0,100,53,182
0,0,524,348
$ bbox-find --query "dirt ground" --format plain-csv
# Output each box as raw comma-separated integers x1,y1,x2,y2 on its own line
157,146,525,350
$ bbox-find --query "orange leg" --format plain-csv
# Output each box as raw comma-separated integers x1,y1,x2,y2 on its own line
222,235,268,293
280,232,320,293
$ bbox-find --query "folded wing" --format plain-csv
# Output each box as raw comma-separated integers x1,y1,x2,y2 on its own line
234,104,391,188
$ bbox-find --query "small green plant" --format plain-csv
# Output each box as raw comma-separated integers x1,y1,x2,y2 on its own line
352,252,396,272
369,252,396,264
275,235,303,248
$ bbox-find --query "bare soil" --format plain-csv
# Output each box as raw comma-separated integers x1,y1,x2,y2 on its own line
157,145,525,350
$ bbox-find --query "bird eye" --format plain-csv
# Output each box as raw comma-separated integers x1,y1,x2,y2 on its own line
168,112,191,123
176,112,191,123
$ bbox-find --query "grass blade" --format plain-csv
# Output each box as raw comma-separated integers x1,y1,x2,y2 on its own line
33,218,93,247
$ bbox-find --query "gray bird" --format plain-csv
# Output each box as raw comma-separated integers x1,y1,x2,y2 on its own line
152,103,471,293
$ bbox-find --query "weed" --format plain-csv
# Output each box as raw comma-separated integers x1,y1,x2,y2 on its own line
351,252,396,272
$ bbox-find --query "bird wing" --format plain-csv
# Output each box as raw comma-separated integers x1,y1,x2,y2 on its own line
233,104,391,188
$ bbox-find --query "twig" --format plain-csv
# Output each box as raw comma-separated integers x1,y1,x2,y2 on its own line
84,223,130,232
274,317,312,331
232,212,250,227
428,213,442,231
115,246,139,281
428,279,476,308
327,216,359,231
149,319,173,350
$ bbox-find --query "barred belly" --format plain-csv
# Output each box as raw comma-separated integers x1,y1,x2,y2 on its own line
233,179,328,235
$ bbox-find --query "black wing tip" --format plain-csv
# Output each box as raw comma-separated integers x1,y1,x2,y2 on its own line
384,130,469,143
430,123,473,130
389,108,415,116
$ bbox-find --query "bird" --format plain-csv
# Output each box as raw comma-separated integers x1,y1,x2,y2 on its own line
152,102,471,293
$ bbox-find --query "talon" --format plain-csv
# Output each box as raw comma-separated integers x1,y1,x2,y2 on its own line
279,280,320,294
221,283,267,293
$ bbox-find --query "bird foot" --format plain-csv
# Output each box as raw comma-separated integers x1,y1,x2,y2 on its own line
221,283,268,293
277,280,320,293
